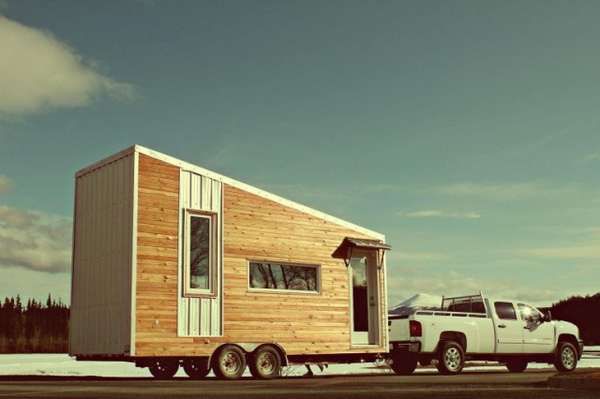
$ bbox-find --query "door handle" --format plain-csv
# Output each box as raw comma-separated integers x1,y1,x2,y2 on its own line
498,324,506,328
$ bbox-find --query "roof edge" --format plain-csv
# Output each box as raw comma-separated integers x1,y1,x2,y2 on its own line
135,145,385,239
75,145,136,178
78,144,385,240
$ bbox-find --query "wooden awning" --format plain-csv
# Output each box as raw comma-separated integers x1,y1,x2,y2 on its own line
331,237,391,261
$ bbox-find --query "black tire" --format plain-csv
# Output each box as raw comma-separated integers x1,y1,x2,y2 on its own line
248,346,282,379
148,359,179,379
213,345,247,380
554,341,578,372
183,358,210,379
390,353,418,375
505,359,528,373
437,341,465,375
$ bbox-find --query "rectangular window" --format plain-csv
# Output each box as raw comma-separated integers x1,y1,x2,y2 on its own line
184,210,216,297
494,301,517,320
249,262,319,293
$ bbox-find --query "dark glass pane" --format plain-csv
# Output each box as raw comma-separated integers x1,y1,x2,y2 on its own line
190,216,210,289
494,302,517,320
249,262,317,292
351,257,368,332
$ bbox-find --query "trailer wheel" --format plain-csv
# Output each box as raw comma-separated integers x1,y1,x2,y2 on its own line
390,353,417,375
249,345,282,379
213,345,247,380
183,358,210,379
148,359,179,379
437,341,465,375
554,341,578,372
505,359,528,373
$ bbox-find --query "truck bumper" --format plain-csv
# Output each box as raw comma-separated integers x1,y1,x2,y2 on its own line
389,341,421,353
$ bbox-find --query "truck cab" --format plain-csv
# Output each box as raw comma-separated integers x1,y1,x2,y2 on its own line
388,294,583,375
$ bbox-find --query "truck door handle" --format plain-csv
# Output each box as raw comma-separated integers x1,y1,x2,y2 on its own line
498,324,506,328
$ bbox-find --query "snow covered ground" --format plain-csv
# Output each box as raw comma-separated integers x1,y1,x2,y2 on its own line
0,349,598,378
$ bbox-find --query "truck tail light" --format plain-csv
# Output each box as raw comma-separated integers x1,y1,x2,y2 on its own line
409,320,422,337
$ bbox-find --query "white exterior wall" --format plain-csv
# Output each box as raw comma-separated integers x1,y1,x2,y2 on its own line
69,153,136,356
177,170,223,337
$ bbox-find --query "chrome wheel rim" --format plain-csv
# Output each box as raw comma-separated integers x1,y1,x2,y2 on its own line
444,347,462,372
257,352,276,375
221,352,242,376
561,347,576,370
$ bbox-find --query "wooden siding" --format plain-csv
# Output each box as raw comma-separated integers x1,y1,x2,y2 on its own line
135,153,386,356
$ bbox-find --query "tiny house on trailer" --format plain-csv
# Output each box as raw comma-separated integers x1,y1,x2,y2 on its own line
69,145,391,379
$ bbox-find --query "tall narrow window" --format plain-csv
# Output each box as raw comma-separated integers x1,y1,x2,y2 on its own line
184,210,216,297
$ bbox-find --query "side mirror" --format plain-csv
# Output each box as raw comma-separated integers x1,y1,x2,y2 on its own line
544,310,552,322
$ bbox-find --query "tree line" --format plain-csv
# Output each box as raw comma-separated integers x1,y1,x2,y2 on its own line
0,292,598,353
548,292,600,345
0,294,68,353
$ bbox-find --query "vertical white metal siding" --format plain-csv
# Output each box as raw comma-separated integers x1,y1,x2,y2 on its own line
177,170,223,337
69,154,134,356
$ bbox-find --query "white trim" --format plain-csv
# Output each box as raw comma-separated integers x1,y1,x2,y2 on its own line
183,209,218,298
76,145,383,239
134,145,384,240
76,145,384,239
220,183,224,336
129,151,139,356
68,174,79,356
76,146,136,178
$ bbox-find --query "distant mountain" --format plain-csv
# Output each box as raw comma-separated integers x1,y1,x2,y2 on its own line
389,293,443,316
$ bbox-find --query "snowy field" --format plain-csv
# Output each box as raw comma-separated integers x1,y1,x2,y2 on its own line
0,348,598,378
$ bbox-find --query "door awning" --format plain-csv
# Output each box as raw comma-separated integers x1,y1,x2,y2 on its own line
332,237,391,267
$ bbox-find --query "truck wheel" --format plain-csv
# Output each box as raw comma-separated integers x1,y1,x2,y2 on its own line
249,345,282,379
148,359,179,379
437,341,465,375
390,353,417,375
183,358,210,379
213,345,247,380
505,359,528,373
554,341,578,372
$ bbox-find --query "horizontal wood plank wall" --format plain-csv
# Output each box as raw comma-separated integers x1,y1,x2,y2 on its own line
221,185,385,356
135,153,385,356
136,154,181,355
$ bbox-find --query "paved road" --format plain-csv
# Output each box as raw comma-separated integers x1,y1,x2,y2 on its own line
0,369,597,399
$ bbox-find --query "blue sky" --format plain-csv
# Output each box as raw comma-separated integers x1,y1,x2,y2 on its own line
0,0,599,306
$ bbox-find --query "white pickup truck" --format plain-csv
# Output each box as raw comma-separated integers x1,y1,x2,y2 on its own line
388,294,583,375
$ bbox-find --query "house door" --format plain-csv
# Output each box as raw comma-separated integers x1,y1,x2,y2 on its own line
350,253,380,345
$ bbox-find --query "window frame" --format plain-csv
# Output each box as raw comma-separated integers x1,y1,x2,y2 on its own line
247,260,321,295
518,303,543,324
494,301,518,320
183,209,218,298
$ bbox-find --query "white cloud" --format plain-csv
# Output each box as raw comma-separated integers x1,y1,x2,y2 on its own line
0,175,11,194
438,182,545,200
583,153,600,162
387,270,566,308
0,15,134,118
519,244,600,260
397,209,481,219
389,251,448,262
0,205,71,273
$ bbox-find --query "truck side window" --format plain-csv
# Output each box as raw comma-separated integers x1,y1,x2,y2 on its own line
518,303,541,323
494,302,517,320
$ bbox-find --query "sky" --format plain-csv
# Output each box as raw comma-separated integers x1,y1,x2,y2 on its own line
0,0,599,307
